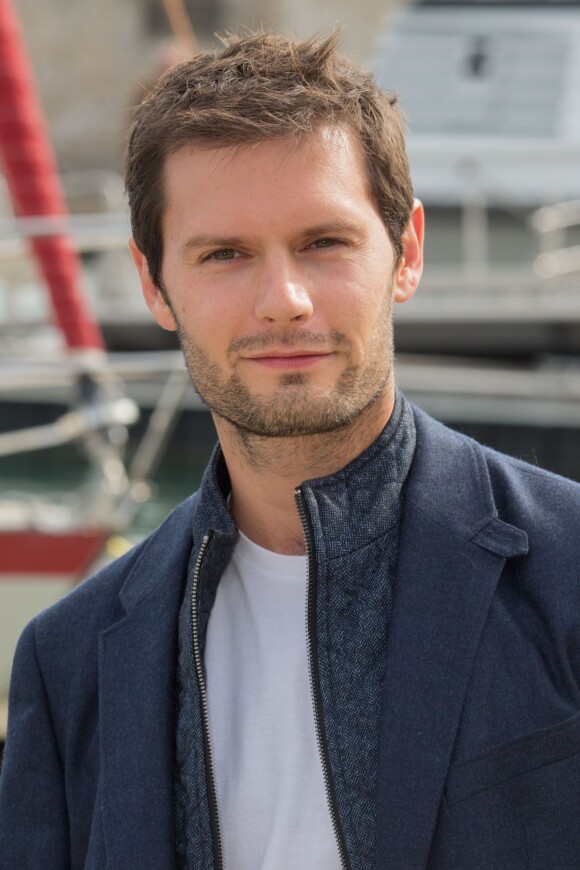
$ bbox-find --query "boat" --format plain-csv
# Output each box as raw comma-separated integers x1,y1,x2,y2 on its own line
371,0,580,357
0,0,191,720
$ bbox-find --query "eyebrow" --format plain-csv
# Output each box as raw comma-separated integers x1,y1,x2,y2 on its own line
300,220,363,237
181,235,246,252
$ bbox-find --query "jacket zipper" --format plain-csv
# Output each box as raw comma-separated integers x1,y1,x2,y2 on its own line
295,487,351,870
191,532,225,870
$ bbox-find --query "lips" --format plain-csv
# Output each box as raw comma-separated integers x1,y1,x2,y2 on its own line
243,351,331,370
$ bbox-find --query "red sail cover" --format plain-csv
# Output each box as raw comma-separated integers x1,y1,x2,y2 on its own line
0,0,104,350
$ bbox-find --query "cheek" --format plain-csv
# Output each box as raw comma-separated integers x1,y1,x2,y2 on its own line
171,274,237,330
340,279,391,330
348,294,393,363
186,298,242,362
196,302,240,346
332,256,391,303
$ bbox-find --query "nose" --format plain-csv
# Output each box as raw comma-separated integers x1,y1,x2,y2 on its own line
254,254,313,324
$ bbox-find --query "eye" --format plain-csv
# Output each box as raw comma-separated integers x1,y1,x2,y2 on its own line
204,248,242,262
308,238,343,251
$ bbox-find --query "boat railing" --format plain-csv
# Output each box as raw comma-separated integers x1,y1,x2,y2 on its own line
0,211,130,257
528,199,580,279
0,352,191,531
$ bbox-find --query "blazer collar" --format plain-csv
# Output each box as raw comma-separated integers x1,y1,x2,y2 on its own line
97,454,238,867
376,406,528,870
98,497,196,868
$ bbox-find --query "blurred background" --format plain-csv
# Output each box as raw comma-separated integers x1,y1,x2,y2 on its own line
1,0,579,750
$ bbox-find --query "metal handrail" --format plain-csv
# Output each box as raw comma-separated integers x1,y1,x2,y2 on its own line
528,199,580,278
0,397,139,458
528,200,580,234
534,246,580,279
0,212,130,259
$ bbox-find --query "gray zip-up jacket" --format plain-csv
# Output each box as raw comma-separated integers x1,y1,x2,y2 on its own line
175,393,417,870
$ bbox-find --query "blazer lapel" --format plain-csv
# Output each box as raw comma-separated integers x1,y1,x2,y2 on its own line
98,499,195,868
376,409,528,870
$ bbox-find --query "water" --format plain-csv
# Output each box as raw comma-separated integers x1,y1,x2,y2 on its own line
0,440,210,542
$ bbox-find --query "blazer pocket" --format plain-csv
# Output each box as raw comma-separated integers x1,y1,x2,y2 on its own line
445,711,580,806
443,712,580,870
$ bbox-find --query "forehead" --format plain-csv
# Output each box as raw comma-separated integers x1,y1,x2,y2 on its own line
160,127,380,238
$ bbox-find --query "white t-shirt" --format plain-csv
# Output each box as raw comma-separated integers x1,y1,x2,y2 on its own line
205,531,342,870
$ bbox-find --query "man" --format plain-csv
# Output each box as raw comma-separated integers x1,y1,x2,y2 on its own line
1,31,579,870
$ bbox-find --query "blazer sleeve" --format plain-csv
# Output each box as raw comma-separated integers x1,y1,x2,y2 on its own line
0,620,70,869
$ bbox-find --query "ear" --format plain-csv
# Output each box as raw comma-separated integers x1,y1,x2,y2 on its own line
129,238,177,332
393,200,424,304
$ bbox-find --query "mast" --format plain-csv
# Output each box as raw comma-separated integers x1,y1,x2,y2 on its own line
0,0,105,352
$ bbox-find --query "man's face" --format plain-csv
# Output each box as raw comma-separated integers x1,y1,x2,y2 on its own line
134,127,423,437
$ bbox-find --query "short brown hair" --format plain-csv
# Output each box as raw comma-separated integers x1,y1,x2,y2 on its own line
125,31,414,289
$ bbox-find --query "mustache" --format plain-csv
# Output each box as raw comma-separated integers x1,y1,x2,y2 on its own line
229,330,349,354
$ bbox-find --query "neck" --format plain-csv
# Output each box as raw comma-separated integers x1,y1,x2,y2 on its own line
214,386,395,555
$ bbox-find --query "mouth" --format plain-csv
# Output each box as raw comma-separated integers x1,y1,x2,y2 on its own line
243,351,332,370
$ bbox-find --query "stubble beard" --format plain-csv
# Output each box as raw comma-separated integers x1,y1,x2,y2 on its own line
169,291,395,441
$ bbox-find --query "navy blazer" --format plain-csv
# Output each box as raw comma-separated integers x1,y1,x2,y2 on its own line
1,406,580,869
